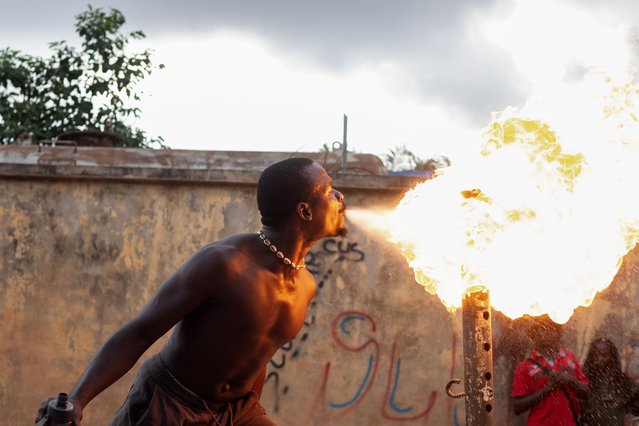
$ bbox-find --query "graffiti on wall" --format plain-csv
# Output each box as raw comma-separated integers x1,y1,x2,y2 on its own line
310,238,366,265
264,236,462,424
314,310,438,422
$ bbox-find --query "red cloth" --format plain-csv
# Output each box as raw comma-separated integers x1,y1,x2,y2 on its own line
511,347,589,426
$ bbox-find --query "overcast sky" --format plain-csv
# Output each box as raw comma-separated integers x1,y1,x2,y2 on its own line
2,0,639,162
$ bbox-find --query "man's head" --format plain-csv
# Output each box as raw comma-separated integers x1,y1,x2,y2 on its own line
527,314,563,350
257,158,347,236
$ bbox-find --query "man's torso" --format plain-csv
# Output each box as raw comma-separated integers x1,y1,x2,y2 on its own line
160,234,316,402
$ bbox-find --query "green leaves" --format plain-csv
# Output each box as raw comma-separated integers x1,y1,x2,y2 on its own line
0,5,166,148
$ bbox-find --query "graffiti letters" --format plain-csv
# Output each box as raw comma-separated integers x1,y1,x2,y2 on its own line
316,310,439,422
321,239,366,263
265,341,293,412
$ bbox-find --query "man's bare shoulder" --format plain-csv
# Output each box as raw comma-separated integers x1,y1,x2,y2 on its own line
195,233,257,257
183,233,259,277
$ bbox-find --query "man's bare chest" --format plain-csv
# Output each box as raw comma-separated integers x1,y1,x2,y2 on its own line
186,275,311,345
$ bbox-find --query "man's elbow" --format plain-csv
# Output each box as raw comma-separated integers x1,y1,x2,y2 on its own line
108,321,157,355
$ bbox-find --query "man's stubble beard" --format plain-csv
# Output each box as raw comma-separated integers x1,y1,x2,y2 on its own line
336,224,348,238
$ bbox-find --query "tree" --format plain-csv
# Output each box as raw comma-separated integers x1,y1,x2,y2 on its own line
384,144,422,171
0,6,166,148
384,144,451,173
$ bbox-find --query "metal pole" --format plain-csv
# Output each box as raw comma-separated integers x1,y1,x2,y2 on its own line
341,114,348,170
461,290,495,426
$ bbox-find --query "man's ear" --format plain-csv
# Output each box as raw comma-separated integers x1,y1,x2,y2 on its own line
297,202,312,221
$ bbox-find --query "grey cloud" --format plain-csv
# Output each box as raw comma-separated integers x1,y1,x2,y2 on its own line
0,0,555,123
132,0,526,122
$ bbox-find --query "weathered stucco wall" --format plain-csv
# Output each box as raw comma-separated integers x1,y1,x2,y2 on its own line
1,146,638,425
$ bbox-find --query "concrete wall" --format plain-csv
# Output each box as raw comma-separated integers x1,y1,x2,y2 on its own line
1,146,638,425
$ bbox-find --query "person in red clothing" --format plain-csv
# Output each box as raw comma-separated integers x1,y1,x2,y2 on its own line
511,314,589,426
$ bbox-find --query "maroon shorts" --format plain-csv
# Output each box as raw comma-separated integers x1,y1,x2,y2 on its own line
110,354,276,425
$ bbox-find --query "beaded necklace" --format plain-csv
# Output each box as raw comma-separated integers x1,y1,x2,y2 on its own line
258,230,306,270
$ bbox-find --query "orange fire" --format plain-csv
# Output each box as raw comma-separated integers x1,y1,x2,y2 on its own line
351,71,639,324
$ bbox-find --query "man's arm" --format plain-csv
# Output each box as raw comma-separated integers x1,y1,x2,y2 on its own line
67,320,162,418
562,373,588,399
560,361,589,399
512,371,587,415
66,247,224,422
512,382,556,415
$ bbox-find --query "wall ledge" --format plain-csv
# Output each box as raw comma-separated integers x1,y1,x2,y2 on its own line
0,146,426,191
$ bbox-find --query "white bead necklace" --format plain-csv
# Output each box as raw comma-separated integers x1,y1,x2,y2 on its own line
258,230,306,270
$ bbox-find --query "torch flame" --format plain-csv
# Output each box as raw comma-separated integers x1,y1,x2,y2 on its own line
353,71,639,324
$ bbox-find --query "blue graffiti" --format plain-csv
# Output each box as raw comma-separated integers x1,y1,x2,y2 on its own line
340,315,366,335
388,357,413,413
329,354,375,409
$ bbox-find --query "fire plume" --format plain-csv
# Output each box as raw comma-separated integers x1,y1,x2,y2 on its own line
353,72,639,324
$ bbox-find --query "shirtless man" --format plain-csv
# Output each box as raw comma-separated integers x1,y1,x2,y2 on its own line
37,157,347,425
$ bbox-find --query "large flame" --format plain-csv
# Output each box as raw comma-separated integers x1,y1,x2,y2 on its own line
348,0,639,324
352,70,639,324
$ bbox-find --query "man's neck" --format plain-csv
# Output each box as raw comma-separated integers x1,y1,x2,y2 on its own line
260,227,315,267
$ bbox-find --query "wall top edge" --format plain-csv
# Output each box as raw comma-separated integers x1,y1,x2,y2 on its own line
0,146,427,191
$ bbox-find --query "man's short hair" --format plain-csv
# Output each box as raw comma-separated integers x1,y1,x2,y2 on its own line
257,157,316,227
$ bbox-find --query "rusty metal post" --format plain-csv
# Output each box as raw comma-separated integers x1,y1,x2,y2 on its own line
460,289,495,425
341,114,348,170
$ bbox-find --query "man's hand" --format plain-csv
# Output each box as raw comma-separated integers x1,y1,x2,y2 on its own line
548,369,589,399
34,396,83,425
548,371,574,388
69,395,83,425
